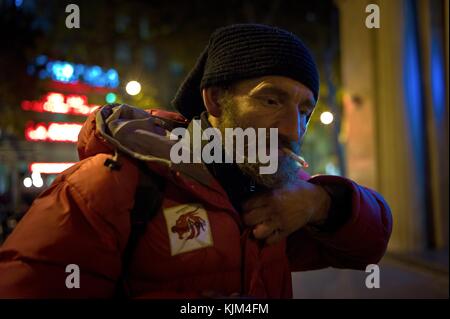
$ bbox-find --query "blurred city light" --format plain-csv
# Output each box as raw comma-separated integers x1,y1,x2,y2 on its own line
126,80,141,95
320,111,334,125
30,162,75,174
22,92,99,116
51,62,74,82
25,122,82,143
105,92,117,103
31,172,44,188
325,162,340,176
35,55,47,66
31,57,120,88
23,177,32,188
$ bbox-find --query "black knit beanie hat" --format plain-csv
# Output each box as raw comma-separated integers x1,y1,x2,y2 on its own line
172,23,320,120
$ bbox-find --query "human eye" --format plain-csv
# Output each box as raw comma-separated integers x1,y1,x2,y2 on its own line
260,95,281,107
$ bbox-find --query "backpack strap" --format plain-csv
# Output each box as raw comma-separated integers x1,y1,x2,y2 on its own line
107,156,165,298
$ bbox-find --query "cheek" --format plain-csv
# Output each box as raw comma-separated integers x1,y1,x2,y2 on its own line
235,100,276,128
246,113,277,129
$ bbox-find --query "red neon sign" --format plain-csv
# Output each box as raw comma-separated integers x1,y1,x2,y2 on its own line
21,92,99,116
29,162,76,174
25,122,82,143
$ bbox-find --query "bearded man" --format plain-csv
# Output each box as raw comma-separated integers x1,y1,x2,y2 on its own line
0,24,392,298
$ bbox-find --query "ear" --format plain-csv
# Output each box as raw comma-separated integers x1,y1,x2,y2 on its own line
202,87,223,117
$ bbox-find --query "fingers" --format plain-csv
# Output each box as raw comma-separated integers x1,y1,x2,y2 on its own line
243,206,272,226
242,192,287,245
253,220,287,245
252,220,280,240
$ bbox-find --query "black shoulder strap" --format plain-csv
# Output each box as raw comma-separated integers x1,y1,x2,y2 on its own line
113,161,165,298
104,114,184,298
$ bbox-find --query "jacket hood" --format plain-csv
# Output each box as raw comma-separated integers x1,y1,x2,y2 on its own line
76,104,215,187
77,104,188,162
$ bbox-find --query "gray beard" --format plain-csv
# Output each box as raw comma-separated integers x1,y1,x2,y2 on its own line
236,154,301,189
216,98,302,189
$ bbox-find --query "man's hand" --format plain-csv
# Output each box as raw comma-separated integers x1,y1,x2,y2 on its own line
242,179,332,245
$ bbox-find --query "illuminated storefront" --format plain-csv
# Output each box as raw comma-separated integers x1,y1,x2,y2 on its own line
0,57,121,233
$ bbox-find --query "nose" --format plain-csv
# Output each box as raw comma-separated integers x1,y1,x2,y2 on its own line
278,108,304,143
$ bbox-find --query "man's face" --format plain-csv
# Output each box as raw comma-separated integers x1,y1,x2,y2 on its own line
214,75,316,188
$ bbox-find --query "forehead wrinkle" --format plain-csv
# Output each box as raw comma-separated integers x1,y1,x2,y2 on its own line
247,81,272,95
237,77,316,106
248,81,293,100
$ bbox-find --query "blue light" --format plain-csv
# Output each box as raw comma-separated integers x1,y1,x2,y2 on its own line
51,62,75,82
35,55,47,66
73,64,84,81
15,0,23,8
38,69,48,79
46,61,54,73
431,38,445,120
105,69,119,88
87,66,101,78
62,63,74,78
33,57,120,88
84,66,102,86
75,64,85,73
107,69,118,81
403,0,426,188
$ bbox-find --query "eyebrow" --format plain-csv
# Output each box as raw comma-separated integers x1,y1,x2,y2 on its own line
250,85,316,108
250,85,290,100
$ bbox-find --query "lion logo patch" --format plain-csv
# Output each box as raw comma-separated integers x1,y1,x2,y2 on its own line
163,204,213,256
